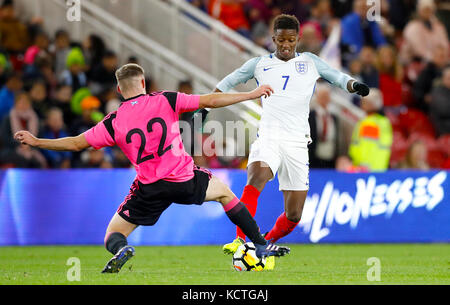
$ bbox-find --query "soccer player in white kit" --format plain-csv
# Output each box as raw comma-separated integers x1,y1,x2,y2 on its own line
215,14,370,260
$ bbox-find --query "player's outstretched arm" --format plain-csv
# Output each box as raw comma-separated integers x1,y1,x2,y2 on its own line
198,85,273,109
305,52,370,97
14,131,91,152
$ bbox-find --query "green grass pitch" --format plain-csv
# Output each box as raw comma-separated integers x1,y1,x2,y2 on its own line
0,244,448,284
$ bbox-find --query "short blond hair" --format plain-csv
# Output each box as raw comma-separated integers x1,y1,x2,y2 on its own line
115,63,145,92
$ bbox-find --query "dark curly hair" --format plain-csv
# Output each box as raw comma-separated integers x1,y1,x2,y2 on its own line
273,14,300,33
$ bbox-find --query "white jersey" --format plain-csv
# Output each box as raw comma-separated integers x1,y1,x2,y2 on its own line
217,52,354,143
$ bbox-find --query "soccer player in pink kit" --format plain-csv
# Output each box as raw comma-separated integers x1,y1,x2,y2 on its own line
14,64,289,273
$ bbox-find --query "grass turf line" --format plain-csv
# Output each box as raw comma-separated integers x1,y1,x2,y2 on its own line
0,244,448,284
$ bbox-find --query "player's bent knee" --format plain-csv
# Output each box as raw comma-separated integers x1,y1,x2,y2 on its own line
206,176,236,205
217,185,235,205
285,211,302,223
247,174,270,191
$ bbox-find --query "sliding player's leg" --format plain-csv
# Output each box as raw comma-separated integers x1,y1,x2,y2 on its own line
223,161,273,254
102,212,138,273
205,175,289,258
264,190,307,243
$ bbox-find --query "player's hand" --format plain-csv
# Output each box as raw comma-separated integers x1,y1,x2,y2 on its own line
14,130,38,147
250,85,274,99
353,81,370,97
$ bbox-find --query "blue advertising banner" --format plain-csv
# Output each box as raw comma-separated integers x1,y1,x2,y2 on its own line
0,169,448,245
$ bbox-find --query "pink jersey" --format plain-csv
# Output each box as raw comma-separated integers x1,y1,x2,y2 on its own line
84,92,200,184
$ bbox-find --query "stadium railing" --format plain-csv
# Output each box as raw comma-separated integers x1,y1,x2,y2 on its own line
90,0,268,81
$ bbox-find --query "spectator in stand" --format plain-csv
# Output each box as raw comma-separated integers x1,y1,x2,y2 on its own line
89,50,118,95
251,15,275,51
359,46,379,88
400,0,448,64
246,0,273,26
376,0,396,44
82,34,106,75
27,79,49,120
49,84,74,128
0,0,29,55
39,107,71,168
177,80,208,167
0,72,23,121
308,83,340,168
335,155,369,172
273,0,309,23
26,16,45,44
23,31,50,79
413,45,448,111
79,147,112,169
349,88,393,171
51,29,71,77
0,91,46,168
101,88,121,114
340,0,387,68
208,0,251,39
297,23,322,55
247,0,271,47
396,140,430,170
59,47,87,92
31,53,58,95
0,53,10,87
348,58,363,82
387,0,417,33
376,45,403,107
111,147,131,168
430,65,450,136
304,0,332,41
70,95,102,136
330,0,353,18
69,96,103,167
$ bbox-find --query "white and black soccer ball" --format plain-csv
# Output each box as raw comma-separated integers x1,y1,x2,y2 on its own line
232,242,266,271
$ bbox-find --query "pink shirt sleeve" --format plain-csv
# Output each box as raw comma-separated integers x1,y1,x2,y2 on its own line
84,118,115,149
176,93,200,113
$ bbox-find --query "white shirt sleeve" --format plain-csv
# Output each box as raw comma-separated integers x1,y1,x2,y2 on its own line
305,52,355,93
216,57,261,92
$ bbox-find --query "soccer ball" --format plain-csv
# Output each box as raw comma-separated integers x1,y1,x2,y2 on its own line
232,242,266,271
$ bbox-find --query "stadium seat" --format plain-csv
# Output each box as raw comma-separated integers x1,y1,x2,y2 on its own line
398,108,435,137
385,109,404,135
390,131,409,166
401,84,415,107
427,149,446,169
437,134,450,157
441,158,450,169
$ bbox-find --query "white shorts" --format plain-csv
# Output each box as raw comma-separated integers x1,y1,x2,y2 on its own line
248,137,310,191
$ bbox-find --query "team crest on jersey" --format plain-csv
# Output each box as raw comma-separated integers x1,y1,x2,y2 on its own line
295,61,308,74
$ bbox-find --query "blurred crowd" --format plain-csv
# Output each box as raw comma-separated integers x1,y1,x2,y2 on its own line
0,0,449,171
190,0,450,171
0,0,141,169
